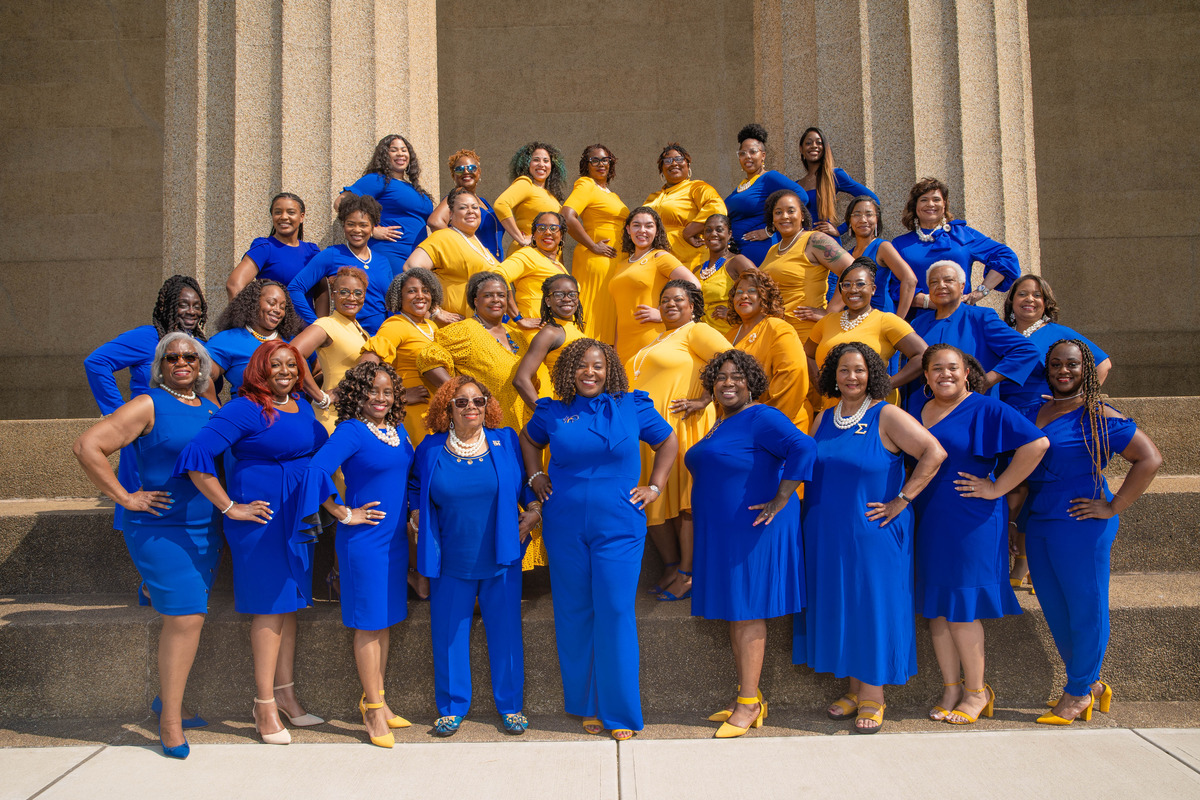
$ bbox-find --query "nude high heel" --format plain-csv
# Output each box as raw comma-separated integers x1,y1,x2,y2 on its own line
253,697,291,745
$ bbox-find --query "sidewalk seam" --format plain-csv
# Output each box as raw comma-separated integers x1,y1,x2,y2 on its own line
25,745,107,800
1131,729,1200,775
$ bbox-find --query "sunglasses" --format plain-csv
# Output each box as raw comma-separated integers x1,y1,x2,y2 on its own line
452,164,479,175
452,396,488,409
533,223,562,234
163,352,199,365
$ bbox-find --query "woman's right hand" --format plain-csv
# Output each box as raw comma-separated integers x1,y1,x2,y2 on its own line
865,498,907,527
591,239,617,258
531,474,553,503
514,233,532,248
404,385,430,405
227,500,273,525
431,308,464,325
121,489,173,516
373,225,403,242
633,304,662,324
344,501,385,526
814,221,839,238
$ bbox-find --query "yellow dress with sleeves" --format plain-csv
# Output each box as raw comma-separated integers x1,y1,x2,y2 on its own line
493,176,562,256
759,231,829,342
312,311,371,433
643,179,727,265
416,227,501,318
416,318,547,568
541,319,586,394
692,256,734,335
726,316,811,431
809,309,915,408
362,312,438,445
626,320,728,526
496,246,570,320
562,176,627,343
608,249,683,364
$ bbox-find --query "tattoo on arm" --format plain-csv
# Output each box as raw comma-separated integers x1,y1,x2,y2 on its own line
810,233,847,265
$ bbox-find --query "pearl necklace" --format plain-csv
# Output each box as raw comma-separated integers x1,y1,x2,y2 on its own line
840,307,873,331
777,230,804,254
833,398,873,430
915,219,952,243
363,419,401,447
161,385,197,401
696,257,726,281
400,312,435,341
736,171,764,192
453,226,497,266
350,246,372,267
271,395,291,406
632,323,689,379
246,326,279,343
446,425,486,457
1020,317,1049,338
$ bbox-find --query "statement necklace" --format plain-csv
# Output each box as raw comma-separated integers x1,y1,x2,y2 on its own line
915,218,952,243
401,311,435,341
363,419,401,447
840,307,873,331
697,256,726,281
833,398,873,430
632,323,689,379
736,171,764,192
454,226,497,265
446,425,487,461
1020,317,1049,338
246,326,279,343
162,385,197,401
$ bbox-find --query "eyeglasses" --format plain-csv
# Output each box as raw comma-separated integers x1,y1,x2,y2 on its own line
452,164,479,175
550,290,579,300
533,223,562,234
587,156,613,165
737,149,763,157
336,289,365,299
163,352,199,365
452,396,488,409
662,156,687,165
849,210,876,219
838,281,871,291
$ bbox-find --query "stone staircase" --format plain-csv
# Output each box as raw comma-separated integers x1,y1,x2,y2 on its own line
1,398,1198,722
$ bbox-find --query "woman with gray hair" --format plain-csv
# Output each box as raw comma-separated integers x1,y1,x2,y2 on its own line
72,332,221,760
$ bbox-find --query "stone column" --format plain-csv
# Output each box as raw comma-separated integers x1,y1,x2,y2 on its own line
163,0,439,316
754,0,1040,282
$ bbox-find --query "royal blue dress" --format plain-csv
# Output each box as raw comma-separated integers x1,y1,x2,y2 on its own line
891,220,1020,310
84,324,161,531
286,244,394,334
175,397,327,614
297,419,415,630
793,402,916,686
908,303,1041,418
206,328,268,396
686,404,814,621
914,392,1042,621
342,172,434,271
241,236,321,287
803,168,877,235
124,389,222,615
723,170,805,265
1022,404,1138,696
998,322,1109,412
825,238,897,311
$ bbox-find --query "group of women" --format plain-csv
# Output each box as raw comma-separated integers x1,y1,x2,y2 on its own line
77,124,1160,757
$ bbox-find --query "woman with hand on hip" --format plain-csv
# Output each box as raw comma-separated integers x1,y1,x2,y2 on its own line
493,141,567,256
513,274,587,409
497,211,571,321
797,126,878,240
561,144,627,342
644,142,727,266
723,124,805,266
227,193,320,301
427,149,504,261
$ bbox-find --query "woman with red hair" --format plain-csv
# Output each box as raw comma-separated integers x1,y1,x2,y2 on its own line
176,340,329,745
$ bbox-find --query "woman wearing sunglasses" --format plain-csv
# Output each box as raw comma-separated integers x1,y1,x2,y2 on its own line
498,211,571,321
427,150,504,261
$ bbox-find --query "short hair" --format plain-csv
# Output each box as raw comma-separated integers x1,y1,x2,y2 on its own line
699,349,769,400
901,177,955,231
239,340,308,423
737,123,769,146
843,195,884,239
446,186,477,216
332,266,368,290
817,342,892,400
447,148,480,171
216,279,304,339
150,332,213,396
921,343,985,393
764,189,812,233
510,141,568,202
579,143,617,183
840,257,878,289
726,267,785,321
660,279,705,322
551,338,629,404
466,270,507,310
268,192,307,240
386,268,443,314
425,375,504,433
152,274,208,340
656,142,692,174
926,259,966,286
539,274,584,329
333,361,405,427
1003,273,1060,327
621,206,672,254
337,192,382,227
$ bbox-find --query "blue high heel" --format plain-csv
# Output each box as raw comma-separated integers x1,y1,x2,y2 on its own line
647,562,680,594
158,724,190,760
656,569,692,602
152,695,208,729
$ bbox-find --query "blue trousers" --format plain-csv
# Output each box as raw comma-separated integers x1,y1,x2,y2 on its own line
428,564,524,717
1025,517,1118,696
544,524,645,731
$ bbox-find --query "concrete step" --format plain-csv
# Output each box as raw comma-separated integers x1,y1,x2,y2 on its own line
1104,397,1200,476
2,573,1199,721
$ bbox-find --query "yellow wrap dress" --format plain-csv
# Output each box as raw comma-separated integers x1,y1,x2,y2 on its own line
493,176,561,256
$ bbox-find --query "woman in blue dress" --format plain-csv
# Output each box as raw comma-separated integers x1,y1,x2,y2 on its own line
227,192,321,300
427,149,505,260
1026,340,1161,725
520,338,677,741
723,124,806,265
797,126,878,239
338,134,435,272
409,376,540,737
177,340,328,745
916,343,1048,725
75,332,220,759
891,177,1020,315
687,350,815,739
837,196,918,316
296,361,415,748
206,279,312,398
794,342,945,733
85,275,210,531
907,261,1041,419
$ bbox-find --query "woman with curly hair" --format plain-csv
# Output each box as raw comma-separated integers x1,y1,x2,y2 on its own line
409,376,540,737
403,187,502,319
796,126,878,240
176,340,328,745
85,275,211,531
228,192,321,300
513,274,586,408
562,143,628,341
794,342,945,733
296,361,415,748
337,134,435,271
687,350,815,739
723,124,805,265
207,278,313,397
644,142,727,265
498,210,571,320
291,267,370,433
608,206,702,363
427,149,504,260
1024,340,1161,725
520,339,677,740
494,141,567,255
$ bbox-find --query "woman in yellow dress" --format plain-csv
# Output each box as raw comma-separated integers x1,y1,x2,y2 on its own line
805,259,928,407
608,206,702,364
643,143,728,265
426,149,505,261
692,214,753,336
628,280,729,603
723,268,810,431
403,188,499,320
498,211,570,321
291,267,370,433
562,144,627,343
514,274,586,408
493,142,567,256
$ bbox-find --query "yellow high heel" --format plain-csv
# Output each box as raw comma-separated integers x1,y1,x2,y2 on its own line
930,680,963,721
374,690,411,729
714,695,765,739
944,683,994,725
709,688,764,722
1045,682,1112,712
1037,693,1093,726
1010,556,1036,595
360,699,395,748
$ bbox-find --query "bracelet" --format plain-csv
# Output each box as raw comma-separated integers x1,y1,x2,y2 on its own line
527,471,545,487
341,508,353,524
897,491,913,504
648,484,661,495
978,286,991,298
221,500,235,515
315,392,331,409
921,295,930,309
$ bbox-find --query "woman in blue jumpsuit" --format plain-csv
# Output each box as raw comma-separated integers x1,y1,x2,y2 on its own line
1025,339,1161,725
520,338,677,741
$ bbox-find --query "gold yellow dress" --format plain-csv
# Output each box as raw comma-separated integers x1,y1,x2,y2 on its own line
626,321,729,526
608,249,684,365
496,246,570,320
416,227,501,318
362,312,438,446
416,317,546,568
643,179,727,265
562,176,627,343
541,319,586,392
691,256,734,335
493,176,562,256
809,309,915,408
726,316,810,431
312,311,370,433
759,231,828,342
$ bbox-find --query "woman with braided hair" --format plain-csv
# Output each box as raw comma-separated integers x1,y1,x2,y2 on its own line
513,273,586,408
1024,340,1161,725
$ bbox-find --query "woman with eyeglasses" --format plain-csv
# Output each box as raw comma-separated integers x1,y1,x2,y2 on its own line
497,211,571,321
514,274,586,408
644,142,727,266
403,188,502,320
292,267,371,434
562,144,628,342
494,141,567,255
427,149,504,260
75,333,220,759
723,124,805,266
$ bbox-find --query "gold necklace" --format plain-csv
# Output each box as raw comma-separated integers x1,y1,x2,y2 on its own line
452,226,497,265
632,322,690,379
246,326,278,343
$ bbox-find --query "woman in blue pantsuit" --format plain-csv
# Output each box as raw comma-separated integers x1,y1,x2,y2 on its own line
520,338,677,741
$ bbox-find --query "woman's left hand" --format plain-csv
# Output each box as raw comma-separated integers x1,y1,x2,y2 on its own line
669,397,709,419
749,496,789,526
792,306,826,322
517,510,540,540
865,498,908,526
633,304,662,324
963,289,985,305
515,317,543,330
431,308,464,325
742,228,769,242
1068,497,1117,520
686,233,705,248
711,306,729,321
345,501,386,526
629,485,660,509
954,472,1001,500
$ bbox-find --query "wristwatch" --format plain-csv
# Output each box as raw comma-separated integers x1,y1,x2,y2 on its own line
977,286,991,298
897,491,913,504
648,484,661,495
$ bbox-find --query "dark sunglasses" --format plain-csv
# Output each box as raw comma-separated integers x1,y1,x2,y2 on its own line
163,352,199,365
452,396,488,409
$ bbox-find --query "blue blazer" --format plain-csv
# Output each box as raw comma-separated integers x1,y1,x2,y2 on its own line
407,427,534,578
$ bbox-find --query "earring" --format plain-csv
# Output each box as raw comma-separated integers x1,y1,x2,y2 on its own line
1008,312,1016,323
449,419,454,430
922,384,934,399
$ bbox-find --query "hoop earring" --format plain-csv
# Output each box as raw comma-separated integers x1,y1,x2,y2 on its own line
922,384,934,399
